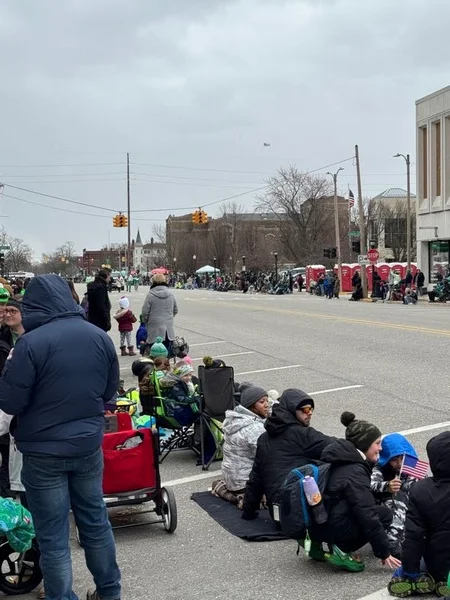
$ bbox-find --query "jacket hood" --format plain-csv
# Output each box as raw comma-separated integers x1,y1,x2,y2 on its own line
223,405,264,436
265,389,313,437
378,433,418,467
22,275,84,332
149,286,172,300
427,431,450,478
321,438,366,466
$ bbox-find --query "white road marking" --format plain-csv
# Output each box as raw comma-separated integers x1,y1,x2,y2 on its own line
398,421,450,436
357,590,390,600
236,365,303,376
191,351,254,361
188,341,225,347
309,385,363,395
163,471,222,487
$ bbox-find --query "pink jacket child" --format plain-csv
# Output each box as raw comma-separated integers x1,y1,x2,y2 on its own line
114,296,137,356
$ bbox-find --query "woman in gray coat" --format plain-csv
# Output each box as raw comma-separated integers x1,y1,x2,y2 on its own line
141,274,178,351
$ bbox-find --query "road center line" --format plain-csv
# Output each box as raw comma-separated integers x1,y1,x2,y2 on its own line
309,385,363,395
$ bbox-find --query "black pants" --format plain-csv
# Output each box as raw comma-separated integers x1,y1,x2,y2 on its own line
0,441,10,497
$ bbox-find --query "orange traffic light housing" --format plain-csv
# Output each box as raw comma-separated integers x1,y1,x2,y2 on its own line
113,215,121,227
121,215,128,228
192,211,199,224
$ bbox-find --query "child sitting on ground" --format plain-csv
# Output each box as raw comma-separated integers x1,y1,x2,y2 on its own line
388,431,450,598
114,297,137,356
371,433,420,559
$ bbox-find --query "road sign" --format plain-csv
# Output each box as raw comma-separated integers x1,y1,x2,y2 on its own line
358,255,370,265
0,246,10,251
367,249,379,263
348,231,360,238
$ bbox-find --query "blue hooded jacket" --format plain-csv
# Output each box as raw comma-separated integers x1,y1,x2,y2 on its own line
378,433,418,467
0,275,119,457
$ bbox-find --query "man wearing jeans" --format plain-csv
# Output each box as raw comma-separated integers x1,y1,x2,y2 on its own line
0,274,121,600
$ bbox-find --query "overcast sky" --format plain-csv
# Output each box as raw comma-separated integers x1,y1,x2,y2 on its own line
1,0,449,258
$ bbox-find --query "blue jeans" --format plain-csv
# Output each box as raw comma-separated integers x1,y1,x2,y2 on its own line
22,448,121,600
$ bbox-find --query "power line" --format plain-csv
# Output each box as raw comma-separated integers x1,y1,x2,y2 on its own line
1,193,114,218
0,162,123,168
130,171,263,185
1,184,119,213
0,172,124,178
2,178,126,184
131,177,256,190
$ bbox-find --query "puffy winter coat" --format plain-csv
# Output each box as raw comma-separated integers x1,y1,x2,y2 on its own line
114,308,136,332
243,391,334,515
0,275,119,457
318,439,391,560
87,276,111,332
402,432,450,581
142,283,178,343
222,405,265,492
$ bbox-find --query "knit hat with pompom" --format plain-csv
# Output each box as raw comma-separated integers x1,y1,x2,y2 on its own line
340,411,382,453
149,336,168,358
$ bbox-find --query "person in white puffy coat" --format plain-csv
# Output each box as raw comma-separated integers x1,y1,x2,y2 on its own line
221,384,269,493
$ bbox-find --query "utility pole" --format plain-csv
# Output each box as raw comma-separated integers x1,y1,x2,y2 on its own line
127,152,131,273
355,144,367,296
327,167,344,286
394,153,411,271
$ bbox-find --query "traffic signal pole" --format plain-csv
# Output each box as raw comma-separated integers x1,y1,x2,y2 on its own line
127,152,131,272
327,167,344,287
355,145,367,296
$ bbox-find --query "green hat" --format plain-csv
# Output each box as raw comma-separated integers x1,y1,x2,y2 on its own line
341,411,381,453
0,287,10,305
149,336,168,358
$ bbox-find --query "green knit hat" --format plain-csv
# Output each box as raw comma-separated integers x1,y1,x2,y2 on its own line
341,411,381,453
149,336,168,358
0,287,9,305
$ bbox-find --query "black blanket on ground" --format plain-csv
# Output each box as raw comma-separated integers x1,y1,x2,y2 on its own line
191,491,289,542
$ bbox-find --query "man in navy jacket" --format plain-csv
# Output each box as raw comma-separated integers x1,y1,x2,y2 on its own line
0,274,121,600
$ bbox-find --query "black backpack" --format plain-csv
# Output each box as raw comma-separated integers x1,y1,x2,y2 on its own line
279,462,331,540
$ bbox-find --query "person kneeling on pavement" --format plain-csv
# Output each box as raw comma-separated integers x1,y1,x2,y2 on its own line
212,384,269,507
371,433,421,559
307,412,400,572
388,431,450,598
242,389,335,521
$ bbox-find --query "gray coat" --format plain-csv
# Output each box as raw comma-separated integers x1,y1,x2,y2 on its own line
142,285,178,343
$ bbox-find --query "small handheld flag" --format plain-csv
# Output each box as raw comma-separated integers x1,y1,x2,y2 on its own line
401,455,429,480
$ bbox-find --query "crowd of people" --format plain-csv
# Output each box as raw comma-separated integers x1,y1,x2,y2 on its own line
0,268,447,599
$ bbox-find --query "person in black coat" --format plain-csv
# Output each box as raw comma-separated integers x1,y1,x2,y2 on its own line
87,269,111,332
413,269,425,296
388,431,450,597
311,412,400,572
242,389,335,519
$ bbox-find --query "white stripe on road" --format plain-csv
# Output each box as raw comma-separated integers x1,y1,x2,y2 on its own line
192,351,254,361
357,590,391,600
309,385,363,395
398,421,450,436
163,471,222,488
236,365,303,376
188,341,225,347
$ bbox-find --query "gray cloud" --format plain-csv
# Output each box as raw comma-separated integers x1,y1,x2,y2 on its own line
0,0,448,257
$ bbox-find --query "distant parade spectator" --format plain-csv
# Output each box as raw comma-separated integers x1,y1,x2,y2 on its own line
87,269,111,332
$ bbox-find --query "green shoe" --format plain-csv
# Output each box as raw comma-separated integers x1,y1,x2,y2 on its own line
324,545,365,573
309,540,326,562
435,581,450,597
388,575,435,598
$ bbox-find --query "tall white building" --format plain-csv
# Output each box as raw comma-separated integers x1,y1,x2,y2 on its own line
133,229,166,273
416,86,450,282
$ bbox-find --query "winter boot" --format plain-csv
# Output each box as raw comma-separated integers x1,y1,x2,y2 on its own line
435,581,450,597
120,346,128,356
128,346,137,356
388,574,435,598
324,545,365,572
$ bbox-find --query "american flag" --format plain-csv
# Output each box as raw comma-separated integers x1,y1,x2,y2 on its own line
348,189,355,209
401,455,429,479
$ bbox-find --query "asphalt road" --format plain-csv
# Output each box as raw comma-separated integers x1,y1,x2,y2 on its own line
17,286,450,599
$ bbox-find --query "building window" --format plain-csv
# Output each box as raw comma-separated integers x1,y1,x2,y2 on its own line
434,120,441,197
384,217,406,249
429,240,450,283
421,126,428,198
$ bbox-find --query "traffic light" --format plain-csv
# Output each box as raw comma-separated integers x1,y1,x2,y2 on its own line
352,240,361,253
113,215,121,227
330,247,337,259
192,209,208,224
192,211,199,224
120,215,128,228
323,248,331,258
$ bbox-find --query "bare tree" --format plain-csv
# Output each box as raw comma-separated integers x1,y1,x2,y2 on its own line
256,166,334,264
6,238,33,272
366,199,416,261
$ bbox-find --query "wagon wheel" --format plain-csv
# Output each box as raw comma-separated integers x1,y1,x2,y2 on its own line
161,487,177,533
0,541,42,596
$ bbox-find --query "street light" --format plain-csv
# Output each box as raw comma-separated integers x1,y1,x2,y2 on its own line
326,167,344,286
393,153,412,271
242,255,246,272
193,254,196,274
273,251,278,282
173,257,177,277
213,257,217,282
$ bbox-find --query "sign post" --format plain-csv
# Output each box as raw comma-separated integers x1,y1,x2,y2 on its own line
367,249,379,297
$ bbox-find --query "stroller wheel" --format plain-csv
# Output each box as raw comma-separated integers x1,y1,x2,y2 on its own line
0,540,42,596
161,487,177,533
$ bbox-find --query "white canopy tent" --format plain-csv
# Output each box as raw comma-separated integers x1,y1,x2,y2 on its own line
195,265,220,274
